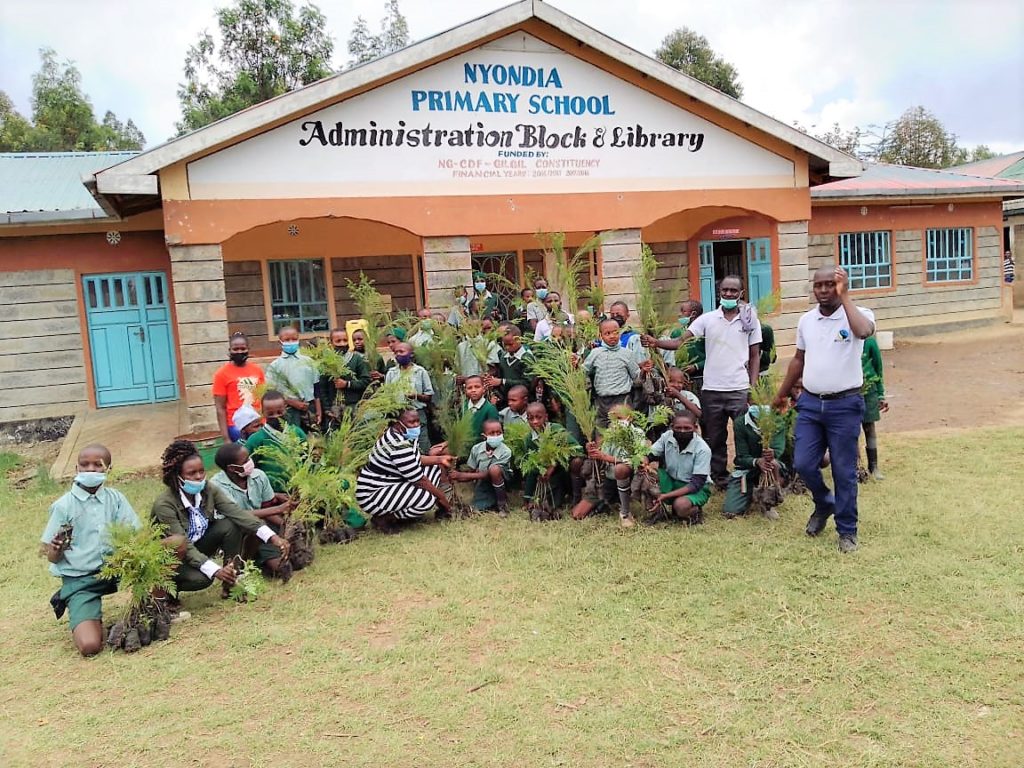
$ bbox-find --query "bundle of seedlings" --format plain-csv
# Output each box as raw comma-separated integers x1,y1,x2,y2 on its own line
748,373,786,512
519,426,582,521
635,243,689,382
345,272,393,372
227,556,268,603
431,372,476,518
413,319,458,379
460,318,500,374
99,520,180,653
542,230,603,314
598,405,673,469
581,283,605,317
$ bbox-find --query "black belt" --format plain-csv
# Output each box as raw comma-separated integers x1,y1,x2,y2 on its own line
805,387,860,400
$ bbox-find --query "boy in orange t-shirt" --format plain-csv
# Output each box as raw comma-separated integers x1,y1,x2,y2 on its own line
212,333,266,441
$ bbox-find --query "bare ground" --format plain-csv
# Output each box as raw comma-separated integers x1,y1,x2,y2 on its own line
880,321,1024,433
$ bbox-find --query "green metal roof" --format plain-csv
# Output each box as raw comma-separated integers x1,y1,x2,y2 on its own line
0,151,138,223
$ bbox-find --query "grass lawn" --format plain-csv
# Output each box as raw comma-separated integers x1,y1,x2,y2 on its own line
1,427,1021,767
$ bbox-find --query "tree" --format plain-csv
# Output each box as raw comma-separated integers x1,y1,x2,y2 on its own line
654,28,743,99
0,49,144,152
958,145,997,164
0,92,33,151
794,121,863,156
177,0,334,134
347,0,410,67
874,106,964,169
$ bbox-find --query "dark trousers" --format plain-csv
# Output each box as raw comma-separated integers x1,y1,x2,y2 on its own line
700,389,749,484
792,392,865,536
174,517,246,593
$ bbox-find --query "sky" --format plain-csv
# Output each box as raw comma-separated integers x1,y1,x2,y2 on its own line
1,0,1022,154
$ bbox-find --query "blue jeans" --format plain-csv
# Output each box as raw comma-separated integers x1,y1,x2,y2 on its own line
793,391,865,536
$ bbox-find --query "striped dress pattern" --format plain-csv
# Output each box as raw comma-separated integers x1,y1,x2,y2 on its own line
356,427,441,519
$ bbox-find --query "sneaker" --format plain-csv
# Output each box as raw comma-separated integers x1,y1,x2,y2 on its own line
805,509,831,537
497,505,510,519
763,507,780,521
620,516,635,528
871,470,885,481
838,534,859,553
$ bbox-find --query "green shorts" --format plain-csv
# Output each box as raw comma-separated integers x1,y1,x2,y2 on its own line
658,469,713,508
60,573,118,630
471,465,512,510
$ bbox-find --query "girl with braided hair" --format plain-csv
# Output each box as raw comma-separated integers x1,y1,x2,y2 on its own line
151,440,291,598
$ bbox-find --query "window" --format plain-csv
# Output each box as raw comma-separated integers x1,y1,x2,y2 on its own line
839,231,892,290
926,228,973,283
268,259,330,333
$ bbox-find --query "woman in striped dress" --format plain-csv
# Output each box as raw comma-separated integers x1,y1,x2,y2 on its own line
357,409,455,533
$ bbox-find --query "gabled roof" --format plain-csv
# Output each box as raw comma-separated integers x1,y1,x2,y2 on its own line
811,162,1024,200
94,0,860,199
0,151,137,224
947,151,1024,182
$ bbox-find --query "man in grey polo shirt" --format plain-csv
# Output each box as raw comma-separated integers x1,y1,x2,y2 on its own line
645,275,761,488
774,265,875,553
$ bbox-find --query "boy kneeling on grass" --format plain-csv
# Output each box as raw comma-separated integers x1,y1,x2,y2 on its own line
522,402,584,520
151,440,290,603
572,404,646,528
641,411,713,526
449,419,513,517
42,444,140,657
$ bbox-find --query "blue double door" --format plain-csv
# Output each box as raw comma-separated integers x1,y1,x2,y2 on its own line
83,272,179,407
698,238,772,310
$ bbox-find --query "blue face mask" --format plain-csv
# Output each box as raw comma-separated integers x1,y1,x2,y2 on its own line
720,298,738,310
603,340,618,350
281,341,300,355
536,288,549,300
485,435,504,448
678,317,690,327
403,426,421,443
181,477,206,495
75,471,106,489
474,282,487,292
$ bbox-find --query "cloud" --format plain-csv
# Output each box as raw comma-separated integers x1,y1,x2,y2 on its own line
0,0,1020,152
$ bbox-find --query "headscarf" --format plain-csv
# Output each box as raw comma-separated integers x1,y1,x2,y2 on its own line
389,327,407,342
232,405,261,431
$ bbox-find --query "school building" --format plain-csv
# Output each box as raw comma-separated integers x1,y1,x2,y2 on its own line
1,0,1021,434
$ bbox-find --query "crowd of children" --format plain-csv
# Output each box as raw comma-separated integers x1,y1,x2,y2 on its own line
43,268,888,655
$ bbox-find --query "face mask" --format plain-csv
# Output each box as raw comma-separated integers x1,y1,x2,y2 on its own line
673,430,694,447
265,416,283,431
485,435,504,448
395,353,413,366
180,477,206,495
603,341,618,350
720,298,738,310
678,317,690,327
281,341,300,355
420,319,433,330
474,282,487,292
231,459,255,477
404,425,421,443
613,316,625,328
536,288,549,299
616,419,631,428
230,352,249,365
75,471,106,489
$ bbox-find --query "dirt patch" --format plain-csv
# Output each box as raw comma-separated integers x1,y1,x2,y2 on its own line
882,323,1024,433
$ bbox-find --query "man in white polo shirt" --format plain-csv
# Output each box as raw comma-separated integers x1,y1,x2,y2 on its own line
645,275,761,488
774,265,875,553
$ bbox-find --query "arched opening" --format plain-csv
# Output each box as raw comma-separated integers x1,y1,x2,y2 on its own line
220,216,423,352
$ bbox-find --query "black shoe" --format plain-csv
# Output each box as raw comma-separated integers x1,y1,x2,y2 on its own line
838,534,859,553
643,506,671,526
50,590,67,620
805,509,831,537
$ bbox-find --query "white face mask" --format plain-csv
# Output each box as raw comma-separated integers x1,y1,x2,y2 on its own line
616,419,631,428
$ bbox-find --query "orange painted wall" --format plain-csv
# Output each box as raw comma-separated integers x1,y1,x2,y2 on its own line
0,231,183,409
222,216,421,261
164,187,810,245
808,201,1003,234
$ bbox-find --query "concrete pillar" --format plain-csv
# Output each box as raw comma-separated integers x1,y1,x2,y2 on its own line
422,236,472,314
168,243,229,432
1013,223,1024,309
775,220,812,350
599,228,643,315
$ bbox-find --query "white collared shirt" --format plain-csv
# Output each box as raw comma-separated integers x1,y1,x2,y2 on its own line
688,308,762,392
797,304,876,394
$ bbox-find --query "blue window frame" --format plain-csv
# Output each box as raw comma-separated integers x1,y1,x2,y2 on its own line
926,228,973,283
268,259,330,333
839,231,892,290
